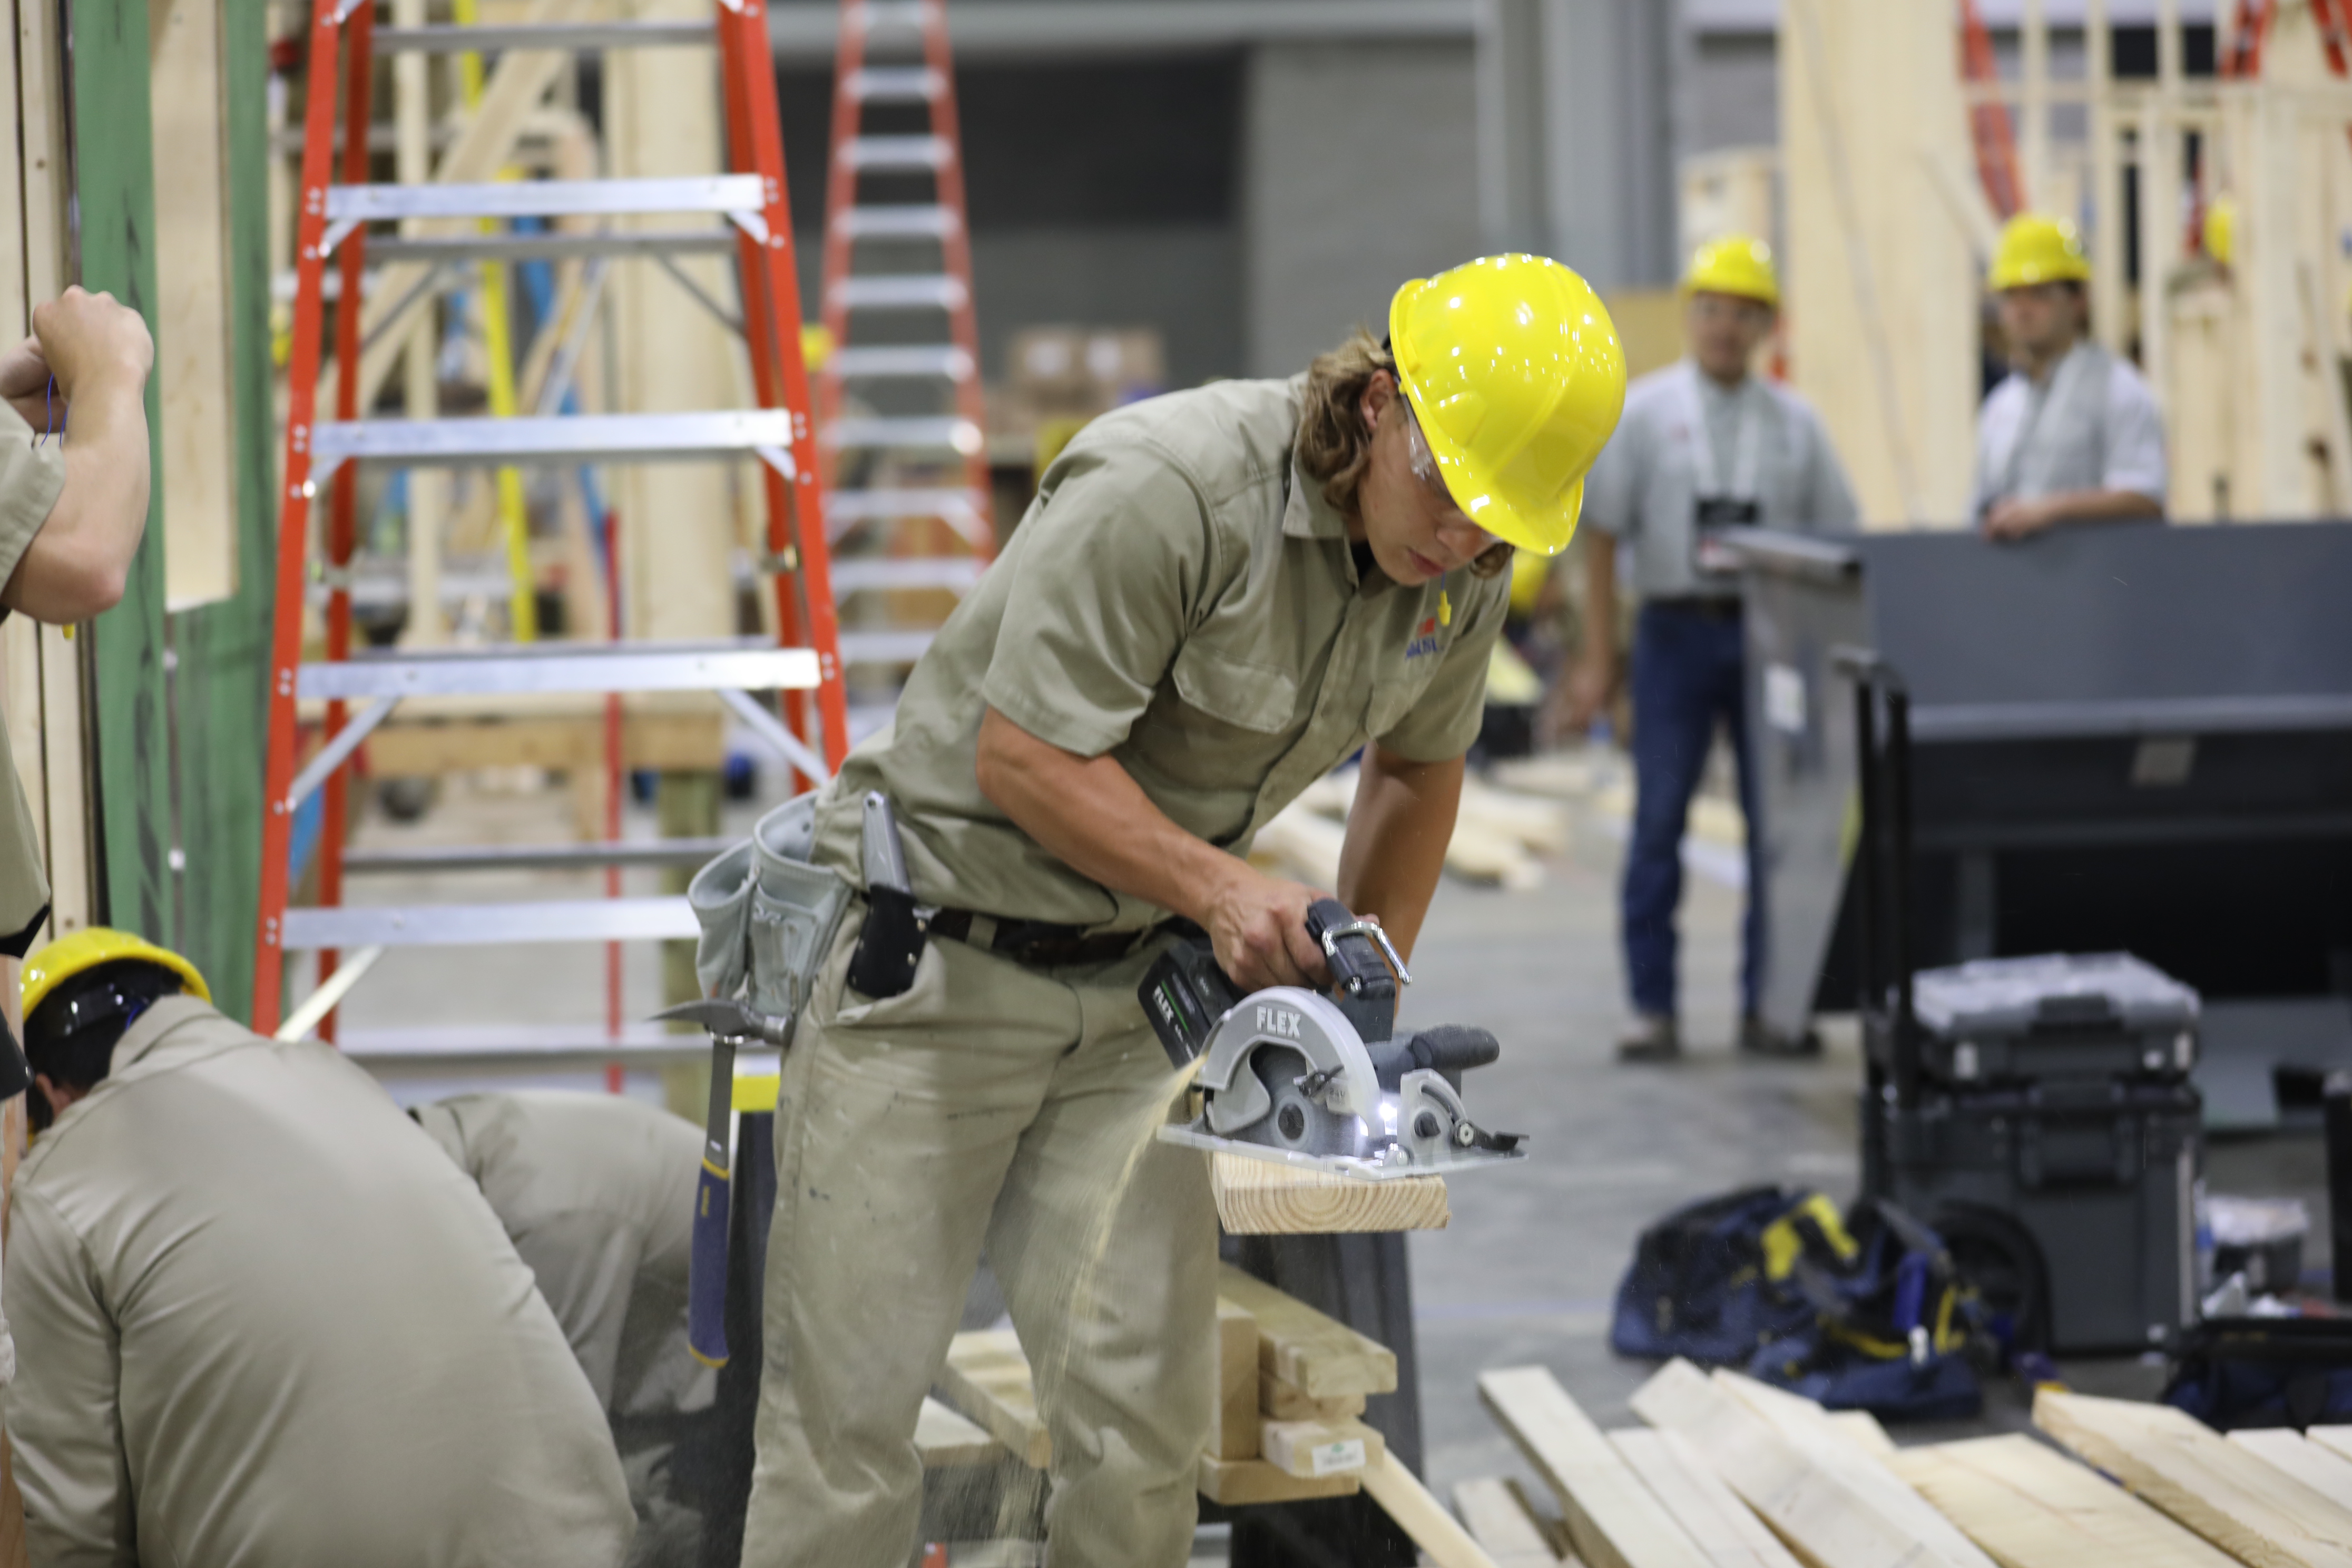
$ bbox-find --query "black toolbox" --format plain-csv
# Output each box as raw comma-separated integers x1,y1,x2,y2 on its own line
1837,649,2203,1355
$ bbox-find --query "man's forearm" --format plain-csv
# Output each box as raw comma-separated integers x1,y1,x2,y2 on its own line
2042,488,2163,526
1336,746,1461,962
2,369,149,620
1581,534,1618,666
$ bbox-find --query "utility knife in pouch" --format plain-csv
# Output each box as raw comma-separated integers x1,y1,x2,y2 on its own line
847,886,928,999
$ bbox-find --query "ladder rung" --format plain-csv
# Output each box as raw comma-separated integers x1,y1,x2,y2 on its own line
826,345,972,379
848,2,933,33
325,175,762,227
825,487,984,523
343,838,735,874
824,417,982,453
838,204,958,239
296,640,820,701
369,229,736,263
838,630,938,665
341,1025,712,1069
311,410,794,470
831,275,966,310
840,135,953,172
281,897,699,950
829,557,986,593
844,66,943,102
371,21,710,51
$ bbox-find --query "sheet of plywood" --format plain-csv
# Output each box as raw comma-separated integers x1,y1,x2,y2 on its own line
1453,1476,1569,1567
939,1330,1050,1470
1209,1298,1259,1461
2034,1389,2352,1568
916,1397,1001,1468
1478,1365,1714,1568
1198,1452,1360,1505
1631,1359,1994,1568
1887,1433,2238,1568
1216,1264,1396,1400
2231,1430,2352,1512
1610,1428,1801,1568
1261,1371,1367,1423
1361,1450,1506,1568
1260,1415,1382,1479
1210,1151,1449,1234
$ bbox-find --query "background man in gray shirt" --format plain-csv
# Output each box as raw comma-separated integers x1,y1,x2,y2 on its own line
1566,236,1860,1063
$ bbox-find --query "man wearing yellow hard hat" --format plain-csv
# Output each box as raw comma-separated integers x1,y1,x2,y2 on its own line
1569,236,1859,1064
737,256,1626,1565
1975,213,2166,538
6,928,636,1565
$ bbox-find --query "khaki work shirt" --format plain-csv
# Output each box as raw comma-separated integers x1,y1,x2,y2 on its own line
5,998,634,1568
810,376,1509,928
413,1091,711,1424
0,398,64,950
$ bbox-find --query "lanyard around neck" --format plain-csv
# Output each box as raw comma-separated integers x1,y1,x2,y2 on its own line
1683,364,1763,501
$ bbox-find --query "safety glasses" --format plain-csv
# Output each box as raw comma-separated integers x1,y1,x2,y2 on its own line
1395,389,1457,507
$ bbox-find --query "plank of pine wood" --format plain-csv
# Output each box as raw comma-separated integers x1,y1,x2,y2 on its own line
1609,1428,1801,1568
939,1330,1051,1470
1260,1416,1383,1479
1197,1452,1361,1505
1630,1359,1994,1568
2232,1430,2352,1512
1826,1410,1899,1459
1261,1372,1367,1423
1361,1449,1506,1568
1887,1434,2239,1568
2315,1429,2352,1467
1210,1151,1449,1234
2033,1389,2352,1568
1453,1476,1569,1567
1210,1299,1259,1461
1477,1365,1715,1568
1216,1264,1397,1400
916,1397,1002,1468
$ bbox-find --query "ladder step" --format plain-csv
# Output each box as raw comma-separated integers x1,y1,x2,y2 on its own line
343,838,735,874
838,630,939,665
830,275,966,310
371,20,711,52
370,228,735,264
325,175,762,227
824,416,983,453
825,487,985,524
281,897,699,950
838,204,958,240
840,135,953,172
297,640,820,701
826,345,973,379
848,2,933,33
829,557,986,593
341,1025,711,1069
844,66,944,102
312,410,794,471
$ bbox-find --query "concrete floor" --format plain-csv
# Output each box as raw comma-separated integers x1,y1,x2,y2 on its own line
330,753,2337,1550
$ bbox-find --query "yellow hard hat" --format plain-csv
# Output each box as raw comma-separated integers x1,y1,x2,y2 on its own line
799,323,835,372
1507,549,1552,617
1683,234,1780,309
1990,213,2091,290
22,928,208,1024
1388,254,1627,557
2203,198,2236,267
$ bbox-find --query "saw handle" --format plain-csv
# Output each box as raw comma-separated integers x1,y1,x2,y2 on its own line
1368,1025,1501,1092
1306,898,1398,1001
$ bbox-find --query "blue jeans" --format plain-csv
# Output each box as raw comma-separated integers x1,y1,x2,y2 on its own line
1622,601,1762,1017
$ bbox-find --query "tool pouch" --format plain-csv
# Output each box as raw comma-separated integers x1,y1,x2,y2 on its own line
687,791,852,1024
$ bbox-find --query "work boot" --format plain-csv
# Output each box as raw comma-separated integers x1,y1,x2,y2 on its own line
1616,1014,1680,1063
1739,1014,1822,1059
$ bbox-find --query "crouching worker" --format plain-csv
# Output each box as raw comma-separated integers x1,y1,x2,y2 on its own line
4,930,635,1567
413,1090,714,1567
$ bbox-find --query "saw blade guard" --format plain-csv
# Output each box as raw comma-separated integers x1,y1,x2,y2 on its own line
1197,986,1382,1136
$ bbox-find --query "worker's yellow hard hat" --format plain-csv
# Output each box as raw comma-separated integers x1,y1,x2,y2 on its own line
2203,197,2236,268
22,928,208,1024
1989,213,2092,290
799,323,835,372
1683,234,1780,310
1388,254,1627,557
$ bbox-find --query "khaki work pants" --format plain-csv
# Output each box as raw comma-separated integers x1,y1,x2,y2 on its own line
740,910,1218,1568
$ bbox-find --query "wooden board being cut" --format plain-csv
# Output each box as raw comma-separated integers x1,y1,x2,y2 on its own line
1210,1299,1259,1461
1360,1450,1506,1568
1210,1151,1449,1234
2034,1389,2352,1568
916,1397,1003,1468
1216,1263,1397,1400
1629,1359,1995,1568
1886,1433,2238,1568
939,1330,1051,1469
1477,1365,1714,1568
1262,1371,1366,1423
1199,1452,1360,1505
2316,1428,2352,1467
1453,1476,1569,1567
1609,1428,1800,1568
2233,1429,2352,1511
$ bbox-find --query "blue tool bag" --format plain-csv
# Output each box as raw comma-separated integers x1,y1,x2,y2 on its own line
2163,1318,2352,1430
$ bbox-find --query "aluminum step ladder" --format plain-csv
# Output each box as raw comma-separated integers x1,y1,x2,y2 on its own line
257,0,846,1036
817,0,993,678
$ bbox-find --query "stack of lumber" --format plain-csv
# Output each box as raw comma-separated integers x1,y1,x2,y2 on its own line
1206,1150,1450,1235
1251,767,1569,891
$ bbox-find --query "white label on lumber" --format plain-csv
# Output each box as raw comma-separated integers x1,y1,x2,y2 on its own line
1309,1438,1368,1476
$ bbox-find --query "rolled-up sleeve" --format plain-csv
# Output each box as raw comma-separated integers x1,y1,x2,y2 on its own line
4,1190,134,1568
1372,572,1511,763
0,401,65,595
979,446,1219,758
2102,364,2168,506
